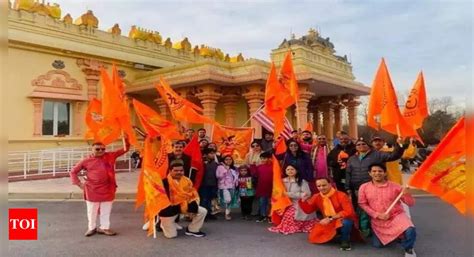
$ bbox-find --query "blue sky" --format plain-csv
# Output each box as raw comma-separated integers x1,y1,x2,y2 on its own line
54,0,472,106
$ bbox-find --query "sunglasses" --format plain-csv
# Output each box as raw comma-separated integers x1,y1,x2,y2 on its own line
251,145,259,148
94,148,106,151
289,144,298,147
318,138,326,140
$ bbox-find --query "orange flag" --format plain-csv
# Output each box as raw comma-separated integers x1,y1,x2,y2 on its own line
274,137,287,155
183,135,204,189
270,155,292,215
265,63,291,138
367,58,420,139
84,98,121,145
403,71,429,130
140,137,172,236
279,50,299,103
409,117,466,215
304,121,313,132
211,125,254,165
132,99,183,140
100,67,137,145
155,78,216,125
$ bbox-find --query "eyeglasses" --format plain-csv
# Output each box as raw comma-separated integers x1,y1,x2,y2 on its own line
251,145,259,148
94,148,106,151
356,143,367,146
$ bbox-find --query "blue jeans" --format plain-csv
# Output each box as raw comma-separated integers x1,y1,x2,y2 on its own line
199,186,217,214
372,226,416,250
258,197,269,217
338,219,353,241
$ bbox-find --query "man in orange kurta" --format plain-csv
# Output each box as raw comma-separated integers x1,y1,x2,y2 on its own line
298,177,358,251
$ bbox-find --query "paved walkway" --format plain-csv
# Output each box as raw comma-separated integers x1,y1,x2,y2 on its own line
9,172,427,200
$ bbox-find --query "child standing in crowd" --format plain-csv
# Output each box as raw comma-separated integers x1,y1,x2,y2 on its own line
237,165,255,220
250,151,273,223
216,155,239,220
199,148,219,220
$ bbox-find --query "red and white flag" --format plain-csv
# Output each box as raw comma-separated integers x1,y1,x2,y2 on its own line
252,107,294,140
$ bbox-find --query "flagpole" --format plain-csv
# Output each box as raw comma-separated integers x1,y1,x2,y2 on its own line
295,104,301,130
121,130,127,151
240,104,265,127
153,215,157,239
384,186,407,215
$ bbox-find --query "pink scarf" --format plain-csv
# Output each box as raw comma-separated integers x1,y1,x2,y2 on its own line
313,146,328,178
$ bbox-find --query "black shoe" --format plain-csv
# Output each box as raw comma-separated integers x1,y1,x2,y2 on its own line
185,228,206,238
256,216,266,223
340,241,351,251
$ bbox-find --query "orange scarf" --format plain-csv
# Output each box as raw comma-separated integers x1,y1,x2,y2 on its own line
167,174,199,213
320,187,342,227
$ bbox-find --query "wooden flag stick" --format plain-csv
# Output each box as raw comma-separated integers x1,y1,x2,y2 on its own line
121,130,127,151
153,216,157,239
384,186,407,215
240,104,265,127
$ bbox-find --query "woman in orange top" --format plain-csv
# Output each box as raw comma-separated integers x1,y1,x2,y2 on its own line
298,177,358,251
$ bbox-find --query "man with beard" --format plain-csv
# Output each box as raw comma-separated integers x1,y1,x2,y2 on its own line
327,132,356,191
299,130,314,154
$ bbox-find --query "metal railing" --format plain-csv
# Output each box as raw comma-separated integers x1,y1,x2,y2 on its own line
8,143,135,180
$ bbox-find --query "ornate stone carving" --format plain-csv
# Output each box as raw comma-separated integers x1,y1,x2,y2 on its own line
199,45,224,60
74,10,98,28
77,59,106,99
129,25,162,44
31,70,81,90
14,0,61,19
51,60,65,69
62,13,72,25
108,23,121,36
163,38,172,48
172,37,192,51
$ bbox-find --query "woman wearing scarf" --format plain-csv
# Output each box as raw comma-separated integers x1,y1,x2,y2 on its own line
298,177,358,251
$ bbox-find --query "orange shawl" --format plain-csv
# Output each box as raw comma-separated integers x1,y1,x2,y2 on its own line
166,174,199,213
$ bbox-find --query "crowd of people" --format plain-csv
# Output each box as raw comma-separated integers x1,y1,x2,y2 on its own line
70,128,419,257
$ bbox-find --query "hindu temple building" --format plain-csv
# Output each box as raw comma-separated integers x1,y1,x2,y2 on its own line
7,0,370,151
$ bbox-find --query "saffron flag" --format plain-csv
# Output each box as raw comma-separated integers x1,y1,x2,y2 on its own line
403,71,429,130
132,99,183,140
84,98,121,145
183,134,204,189
274,137,287,155
366,58,420,139
279,50,299,103
100,67,137,145
155,78,216,125
140,137,172,236
409,117,466,214
265,63,292,138
211,125,254,165
270,155,292,215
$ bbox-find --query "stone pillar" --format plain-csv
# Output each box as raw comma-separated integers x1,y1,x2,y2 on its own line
296,84,315,129
77,59,105,100
320,101,336,142
243,84,264,139
221,89,241,127
195,85,222,133
345,100,360,140
32,98,43,136
73,101,84,136
154,98,170,121
333,104,344,135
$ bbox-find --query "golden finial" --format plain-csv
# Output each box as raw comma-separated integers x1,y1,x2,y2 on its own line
108,23,121,36
62,13,72,24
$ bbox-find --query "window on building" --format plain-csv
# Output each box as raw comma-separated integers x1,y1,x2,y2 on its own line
42,101,70,136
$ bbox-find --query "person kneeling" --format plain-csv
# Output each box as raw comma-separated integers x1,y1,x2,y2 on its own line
298,177,358,251
159,160,207,238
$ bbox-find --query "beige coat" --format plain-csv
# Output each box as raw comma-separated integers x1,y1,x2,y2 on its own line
283,177,317,221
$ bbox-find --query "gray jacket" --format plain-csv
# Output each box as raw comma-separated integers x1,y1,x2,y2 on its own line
283,178,317,221
345,145,404,191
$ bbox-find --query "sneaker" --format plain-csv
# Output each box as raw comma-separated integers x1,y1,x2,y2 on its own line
340,241,351,251
361,229,371,239
142,222,150,231
256,216,266,223
97,228,117,236
267,216,272,224
405,249,417,257
225,214,232,221
175,223,183,230
185,228,206,238
84,228,96,237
